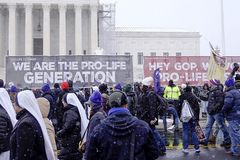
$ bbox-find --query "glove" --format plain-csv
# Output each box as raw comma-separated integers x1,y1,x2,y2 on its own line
233,63,239,72
150,118,157,125
56,130,63,138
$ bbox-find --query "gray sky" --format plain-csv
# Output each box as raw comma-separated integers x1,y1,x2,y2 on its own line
111,0,240,56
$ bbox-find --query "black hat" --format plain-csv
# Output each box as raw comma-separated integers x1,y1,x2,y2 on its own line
67,80,73,88
235,74,240,81
185,86,192,92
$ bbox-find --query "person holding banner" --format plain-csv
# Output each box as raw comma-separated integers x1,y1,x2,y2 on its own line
200,79,231,148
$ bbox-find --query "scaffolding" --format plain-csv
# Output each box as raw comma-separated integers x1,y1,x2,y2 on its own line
98,3,116,55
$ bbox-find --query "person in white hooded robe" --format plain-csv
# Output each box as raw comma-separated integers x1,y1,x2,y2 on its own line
57,93,89,160
0,88,17,160
10,90,55,160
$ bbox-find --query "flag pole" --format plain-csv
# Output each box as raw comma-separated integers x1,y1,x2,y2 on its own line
220,0,226,55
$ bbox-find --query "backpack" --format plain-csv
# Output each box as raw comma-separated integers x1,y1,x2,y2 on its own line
148,91,169,115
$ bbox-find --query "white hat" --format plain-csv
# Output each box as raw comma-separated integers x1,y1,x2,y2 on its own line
142,77,153,86
181,83,187,89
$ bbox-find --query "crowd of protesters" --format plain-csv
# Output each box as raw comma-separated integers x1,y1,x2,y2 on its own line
0,64,240,159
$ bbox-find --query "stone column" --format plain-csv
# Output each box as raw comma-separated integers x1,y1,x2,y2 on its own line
43,4,51,56
59,4,67,55
8,4,16,56
74,4,82,55
90,5,98,54
25,4,33,56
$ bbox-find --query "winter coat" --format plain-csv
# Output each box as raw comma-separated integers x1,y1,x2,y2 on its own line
42,92,56,120
163,85,181,100
222,86,240,121
10,109,47,160
85,109,160,160
137,91,158,127
56,90,69,131
87,110,107,140
57,104,82,159
235,80,240,90
179,92,200,121
126,92,138,116
207,85,224,115
0,105,13,153
199,88,209,101
38,98,58,159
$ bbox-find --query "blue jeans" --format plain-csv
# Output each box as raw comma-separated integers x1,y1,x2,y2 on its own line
204,113,231,144
182,119,199,150
163,107,179,130
152,128,166,154
228,120,240,154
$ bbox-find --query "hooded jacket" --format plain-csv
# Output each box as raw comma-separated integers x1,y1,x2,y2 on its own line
207,85,224,115
37,98,58,159
222,86,240,121
57,104,82,160
126,92,138,116
163,85,181,100
10,109,47,160
85,108,159,160
0,105,13,153
42,91,56,120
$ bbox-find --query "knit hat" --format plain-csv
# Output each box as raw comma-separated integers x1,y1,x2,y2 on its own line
99,83,108,93
181,83,187,89
142,77,153,86
225,78,235,87
41,83,50,93
210,79,220,85
185,86,192,92
0,79,4,88
61,82,69,91
89,91,102,107
67,80,73,88
123,84,132,93
54,83,60,89
114,83,122,91
235,74,240,81
10,85,17,93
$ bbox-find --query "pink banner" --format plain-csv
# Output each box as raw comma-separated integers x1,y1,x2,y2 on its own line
144,56,240,86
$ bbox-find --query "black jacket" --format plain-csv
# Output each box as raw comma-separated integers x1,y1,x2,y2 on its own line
207,85,224,115
10,109,47,160
0,105,13,153
56,90,69,131
57,105,81,146
126,92,138,116
179,91,200,121
57,104,82,159
137,91,158,126
85,109,159,160
235,81,240,90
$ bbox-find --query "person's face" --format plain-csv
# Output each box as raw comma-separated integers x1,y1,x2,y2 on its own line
13,102,22,113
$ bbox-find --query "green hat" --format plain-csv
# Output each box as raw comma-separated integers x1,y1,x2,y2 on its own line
109,91,127,108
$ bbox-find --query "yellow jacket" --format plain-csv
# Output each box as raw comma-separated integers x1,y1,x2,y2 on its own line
163,85,181,100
